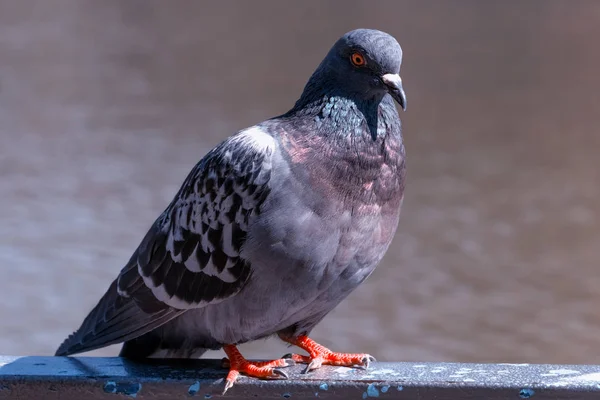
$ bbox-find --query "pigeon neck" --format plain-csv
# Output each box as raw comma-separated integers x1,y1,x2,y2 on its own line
288,92,398,141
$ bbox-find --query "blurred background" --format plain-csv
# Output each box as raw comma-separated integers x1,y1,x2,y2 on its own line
1,0,599,364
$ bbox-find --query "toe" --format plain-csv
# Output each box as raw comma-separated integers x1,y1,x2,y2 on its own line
243,363,290,380
252,358,292,368
283,353,311,364
319,352,376,368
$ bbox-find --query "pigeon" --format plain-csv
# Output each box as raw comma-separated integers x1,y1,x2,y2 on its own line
56,28,407,393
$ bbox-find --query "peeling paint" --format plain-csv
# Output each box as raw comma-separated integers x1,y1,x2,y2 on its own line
397,386,403,391
519,388,535,398
381,385,390,393
188,381,200,396
361,383,381,398
366,383,379,397
319,383,329,391
103,381,142,398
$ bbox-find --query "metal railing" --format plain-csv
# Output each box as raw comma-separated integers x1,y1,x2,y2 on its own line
1,355,599,399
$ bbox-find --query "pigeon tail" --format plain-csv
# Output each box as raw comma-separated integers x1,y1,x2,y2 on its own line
55,280,183,356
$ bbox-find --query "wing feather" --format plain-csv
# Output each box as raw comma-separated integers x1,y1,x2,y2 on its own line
55,277,184,356
130,127,274,309
56,126,276,356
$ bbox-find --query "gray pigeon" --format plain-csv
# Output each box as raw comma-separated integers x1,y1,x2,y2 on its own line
56,28,407,393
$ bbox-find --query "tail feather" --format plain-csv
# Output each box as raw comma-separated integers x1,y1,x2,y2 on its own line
119,334,210,359
55,280,183,356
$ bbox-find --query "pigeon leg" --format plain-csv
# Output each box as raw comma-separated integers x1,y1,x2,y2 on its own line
221,344,294,394
281,335,375,373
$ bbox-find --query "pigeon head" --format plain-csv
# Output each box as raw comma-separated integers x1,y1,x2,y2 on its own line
299,29,407,111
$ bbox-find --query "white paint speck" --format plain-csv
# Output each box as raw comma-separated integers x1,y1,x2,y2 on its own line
333,367,352,376
498,363,530,367
454,370,471,375
563,372,600,382
376,369,399,375
549,369,580,375
547,381,574,388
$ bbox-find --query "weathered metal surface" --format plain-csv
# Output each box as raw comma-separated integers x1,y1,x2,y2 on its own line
1,356,600,399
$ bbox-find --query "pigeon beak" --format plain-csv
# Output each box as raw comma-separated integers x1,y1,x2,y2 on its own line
382,73,407,111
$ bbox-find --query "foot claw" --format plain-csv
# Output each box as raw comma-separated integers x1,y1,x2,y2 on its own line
272,369,289,379
361,355,376,369
304,357,323,373
223,379,235,395
274,355,296,367
282,359,296,367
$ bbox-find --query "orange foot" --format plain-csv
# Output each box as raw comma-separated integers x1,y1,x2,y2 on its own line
281,335,375,373
221,344,294,394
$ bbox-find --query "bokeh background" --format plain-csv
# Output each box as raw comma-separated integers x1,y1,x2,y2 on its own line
1,1,599,364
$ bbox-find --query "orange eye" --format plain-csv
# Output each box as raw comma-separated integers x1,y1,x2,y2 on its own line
350,52,366,67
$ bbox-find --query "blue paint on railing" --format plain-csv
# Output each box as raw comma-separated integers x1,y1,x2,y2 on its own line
103,381,142,398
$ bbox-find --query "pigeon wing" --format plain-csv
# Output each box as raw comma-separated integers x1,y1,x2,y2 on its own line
55,127,276,356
